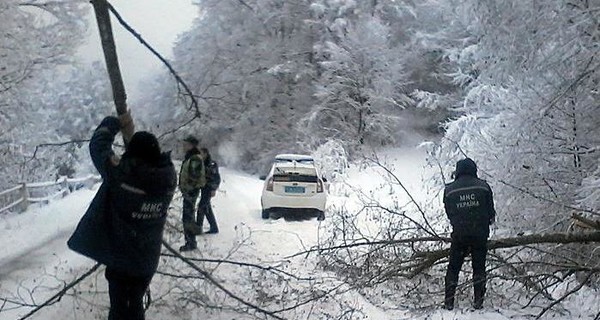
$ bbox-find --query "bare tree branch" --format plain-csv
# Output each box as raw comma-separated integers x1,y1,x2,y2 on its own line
16,263,101,320
103,0,201,119
161,240,287,320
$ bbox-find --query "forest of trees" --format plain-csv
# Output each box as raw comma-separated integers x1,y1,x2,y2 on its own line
140,0,455,172
0,0,112,189
1,0,599,318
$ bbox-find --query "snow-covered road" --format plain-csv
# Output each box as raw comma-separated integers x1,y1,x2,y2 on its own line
0,150,551,320
0,167,331,319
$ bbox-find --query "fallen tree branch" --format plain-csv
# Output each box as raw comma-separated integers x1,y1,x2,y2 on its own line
160,240,286,320
104,0,201,119
17,263,101,320
414,231,600,260
285,236,451,259
368,156,442,240
535,271,596,319
160,253,315,281
90,0,127,116
572,213,600,230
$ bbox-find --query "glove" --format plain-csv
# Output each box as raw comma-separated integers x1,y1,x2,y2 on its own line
118,110,135,144
99,116,121,135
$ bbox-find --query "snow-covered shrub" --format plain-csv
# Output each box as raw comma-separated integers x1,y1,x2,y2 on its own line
311,139,349,182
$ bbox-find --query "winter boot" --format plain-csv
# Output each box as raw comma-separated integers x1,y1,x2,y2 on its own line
444,301,454,311
206,228,219,234
179,243,197,252
473,281,486,310
444,288,455,310
444,278,457,311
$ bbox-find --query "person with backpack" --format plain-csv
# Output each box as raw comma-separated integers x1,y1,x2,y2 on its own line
68,113,177,320
197,147,221,234
178,135,206,251
443,158,496,310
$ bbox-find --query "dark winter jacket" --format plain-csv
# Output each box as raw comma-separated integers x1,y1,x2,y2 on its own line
443,159,496,239
178,148,206,193
204,158,221,191
68,117,177,277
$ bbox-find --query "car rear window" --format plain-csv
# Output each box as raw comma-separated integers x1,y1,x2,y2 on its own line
275,159,314,164
273,174,318,183
273,166,318,183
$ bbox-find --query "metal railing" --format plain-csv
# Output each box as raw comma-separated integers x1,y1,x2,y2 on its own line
0,175,101,214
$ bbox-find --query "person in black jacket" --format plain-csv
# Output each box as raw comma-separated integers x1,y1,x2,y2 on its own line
68,114,177,320
443,158,496,310
197,147,221,234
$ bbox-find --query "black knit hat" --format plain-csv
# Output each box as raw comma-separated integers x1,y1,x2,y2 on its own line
183,135,199,146
455,158,478,178
127,131,161,162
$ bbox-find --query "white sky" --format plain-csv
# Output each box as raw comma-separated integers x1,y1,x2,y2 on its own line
77,0,198,101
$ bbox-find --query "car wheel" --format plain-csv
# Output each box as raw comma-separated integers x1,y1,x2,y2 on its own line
317,211,325,221
261,209,270,219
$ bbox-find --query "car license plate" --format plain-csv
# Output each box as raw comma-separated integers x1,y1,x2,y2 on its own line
285,186,305,193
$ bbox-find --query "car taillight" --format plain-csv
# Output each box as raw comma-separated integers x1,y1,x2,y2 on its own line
317,180,324,193
266,177,274,191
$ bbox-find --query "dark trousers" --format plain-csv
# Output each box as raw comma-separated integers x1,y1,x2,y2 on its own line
197,188,218,231
182,189,200,246
444,235,487,307
105,268,152,320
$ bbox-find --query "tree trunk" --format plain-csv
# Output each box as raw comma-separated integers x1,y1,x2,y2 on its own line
91,0,128,116
414,231,600,260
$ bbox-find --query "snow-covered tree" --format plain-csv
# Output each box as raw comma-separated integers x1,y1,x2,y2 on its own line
306,16,409,148
428,0,600,232
0,0,96,188
142,0,317,171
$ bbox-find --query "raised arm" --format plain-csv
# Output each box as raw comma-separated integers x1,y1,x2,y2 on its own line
89,116,120,178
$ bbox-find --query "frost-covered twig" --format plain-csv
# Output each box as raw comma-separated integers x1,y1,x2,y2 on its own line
161,253,315,281
535,271,596,319
161,240,287,320
16,263,101,320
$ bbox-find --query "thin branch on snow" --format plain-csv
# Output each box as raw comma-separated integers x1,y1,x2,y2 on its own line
16,263,101,320
160,253,315,281
160,240,287,320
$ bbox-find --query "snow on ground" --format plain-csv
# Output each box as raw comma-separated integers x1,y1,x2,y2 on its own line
0,188,98,280
1,148,598,319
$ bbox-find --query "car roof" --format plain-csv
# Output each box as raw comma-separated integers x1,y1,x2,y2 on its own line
275,154,314,162
273,162,315,169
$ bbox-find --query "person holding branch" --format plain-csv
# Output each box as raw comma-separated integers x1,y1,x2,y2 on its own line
68,111,177,320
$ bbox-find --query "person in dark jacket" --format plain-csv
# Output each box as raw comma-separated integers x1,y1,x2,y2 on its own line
68,114,177,320
443,158,496,310
178,135,206,251
197,147,221,234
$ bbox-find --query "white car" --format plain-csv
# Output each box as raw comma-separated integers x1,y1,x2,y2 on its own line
260,154,327,220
